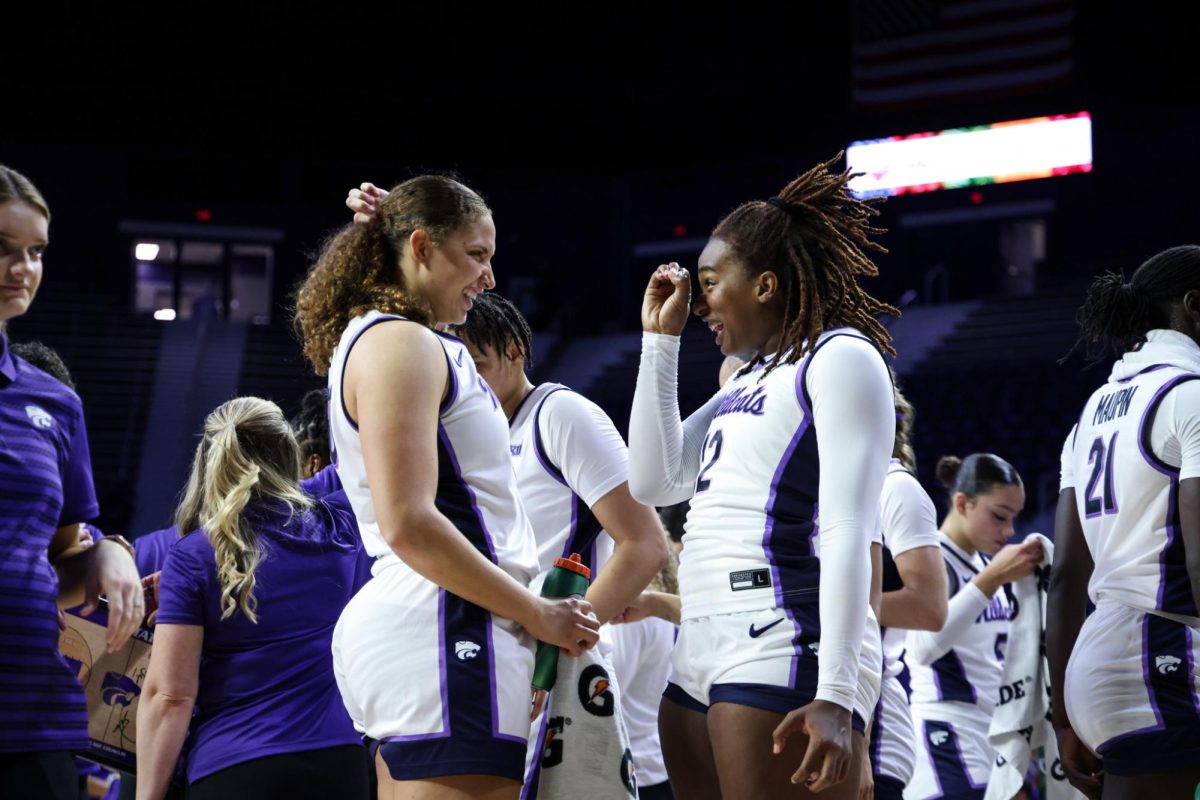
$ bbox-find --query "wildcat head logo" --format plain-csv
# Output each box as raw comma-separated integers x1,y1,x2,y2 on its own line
455,641,481,661
25,405,53,429
1156,655,1182,675
929,730,950,746
101,672,141,707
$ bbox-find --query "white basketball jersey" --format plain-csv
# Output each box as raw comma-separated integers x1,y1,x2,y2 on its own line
879,459,941,679
328,311,537,582
907,535,1014,714
1067,363,1200,624
678,328,874,621
508,383,626,576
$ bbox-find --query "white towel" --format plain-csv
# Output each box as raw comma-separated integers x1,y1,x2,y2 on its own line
984,534,1086,800
522,637,636,799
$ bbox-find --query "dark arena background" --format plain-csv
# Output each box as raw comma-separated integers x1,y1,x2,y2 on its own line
4,1,1197,541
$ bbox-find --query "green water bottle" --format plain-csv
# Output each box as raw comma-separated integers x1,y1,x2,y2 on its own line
531,553,592,691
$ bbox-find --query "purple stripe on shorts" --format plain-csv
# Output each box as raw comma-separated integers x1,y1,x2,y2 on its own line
379,590,452,743
486,615,526,744
1143,612,1165,728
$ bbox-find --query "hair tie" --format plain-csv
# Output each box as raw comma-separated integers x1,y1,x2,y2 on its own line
895,411,906,421
767,196,790,211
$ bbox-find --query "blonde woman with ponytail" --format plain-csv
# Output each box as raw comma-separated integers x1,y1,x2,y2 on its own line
136,397,368,800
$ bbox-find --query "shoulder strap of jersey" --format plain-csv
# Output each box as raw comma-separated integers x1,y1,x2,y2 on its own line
1139,372,1200,476
532,385,572,486
797,330,890,416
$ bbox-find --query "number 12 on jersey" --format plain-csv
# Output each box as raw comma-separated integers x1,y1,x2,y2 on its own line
695,429,724,493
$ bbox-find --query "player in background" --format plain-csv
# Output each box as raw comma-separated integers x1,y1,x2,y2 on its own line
1048,245,1200,799
903,454,1040,800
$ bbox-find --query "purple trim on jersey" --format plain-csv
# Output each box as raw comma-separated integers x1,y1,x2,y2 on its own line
337,314,410,432
1136,374,1200,477
440,343,460,414
760,418,813,608
1116,363,1173,384
931,649,977,704
1106,430,1121,514
436,423,498,562
531,388,569,487
508,387,539,429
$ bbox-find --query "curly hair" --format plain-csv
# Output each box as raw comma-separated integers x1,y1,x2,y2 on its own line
711,153,897,375
294,175,491,375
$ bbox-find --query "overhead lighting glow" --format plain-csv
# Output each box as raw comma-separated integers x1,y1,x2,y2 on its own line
153,308,177,321
135,243,161,261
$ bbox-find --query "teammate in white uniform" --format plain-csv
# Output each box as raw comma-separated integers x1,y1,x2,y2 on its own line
868,387,948,800
628,156,898,799
1048,246,1200,800
297,176,599,799
449,291,668,798
903,454,1040,800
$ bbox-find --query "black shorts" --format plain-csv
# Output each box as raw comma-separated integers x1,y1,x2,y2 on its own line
186,744,369,800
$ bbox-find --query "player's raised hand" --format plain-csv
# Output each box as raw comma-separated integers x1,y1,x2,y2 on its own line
642,263,691,337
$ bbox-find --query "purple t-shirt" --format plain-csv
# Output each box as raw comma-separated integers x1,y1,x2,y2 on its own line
155,492,364,782
0,337,99,752
134,525,179,577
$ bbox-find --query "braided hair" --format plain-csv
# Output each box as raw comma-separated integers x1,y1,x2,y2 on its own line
711,153,897,375
451,292,533,367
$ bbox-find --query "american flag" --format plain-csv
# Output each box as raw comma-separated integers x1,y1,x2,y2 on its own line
851,0,1075,111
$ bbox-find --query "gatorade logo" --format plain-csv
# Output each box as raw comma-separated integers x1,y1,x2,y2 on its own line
578,664,615,717
455,641,481,661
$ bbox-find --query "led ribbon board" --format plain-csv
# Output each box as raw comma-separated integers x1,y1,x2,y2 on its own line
847,112,1092,198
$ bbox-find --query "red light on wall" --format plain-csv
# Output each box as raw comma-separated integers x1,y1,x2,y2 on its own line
672,224,687,237
195,209,213,222
969,191,984,205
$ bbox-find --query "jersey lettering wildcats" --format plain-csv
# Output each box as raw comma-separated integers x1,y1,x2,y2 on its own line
328,310,537,581
1067,363,1200,624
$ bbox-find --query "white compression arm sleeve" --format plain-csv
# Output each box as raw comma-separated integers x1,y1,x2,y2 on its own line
905,580,990,665
807,335,894,711
627,332,725,507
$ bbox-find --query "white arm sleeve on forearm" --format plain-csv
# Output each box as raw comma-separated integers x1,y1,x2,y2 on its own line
808,336,894,711
905,582,990,665
627,332,725,507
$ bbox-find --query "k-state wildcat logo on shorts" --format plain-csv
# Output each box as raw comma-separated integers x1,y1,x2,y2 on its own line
25,405,53,429
578,664,615,717
455,641,481,661
1156,655,1182,675
929,730,950,746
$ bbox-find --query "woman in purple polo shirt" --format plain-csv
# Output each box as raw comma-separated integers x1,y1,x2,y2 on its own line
135,396,368,800
0,165,143,799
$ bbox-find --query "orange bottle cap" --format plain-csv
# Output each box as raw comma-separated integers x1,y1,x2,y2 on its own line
552,552,591,579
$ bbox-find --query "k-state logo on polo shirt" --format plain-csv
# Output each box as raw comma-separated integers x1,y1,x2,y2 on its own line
25,405,54,429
